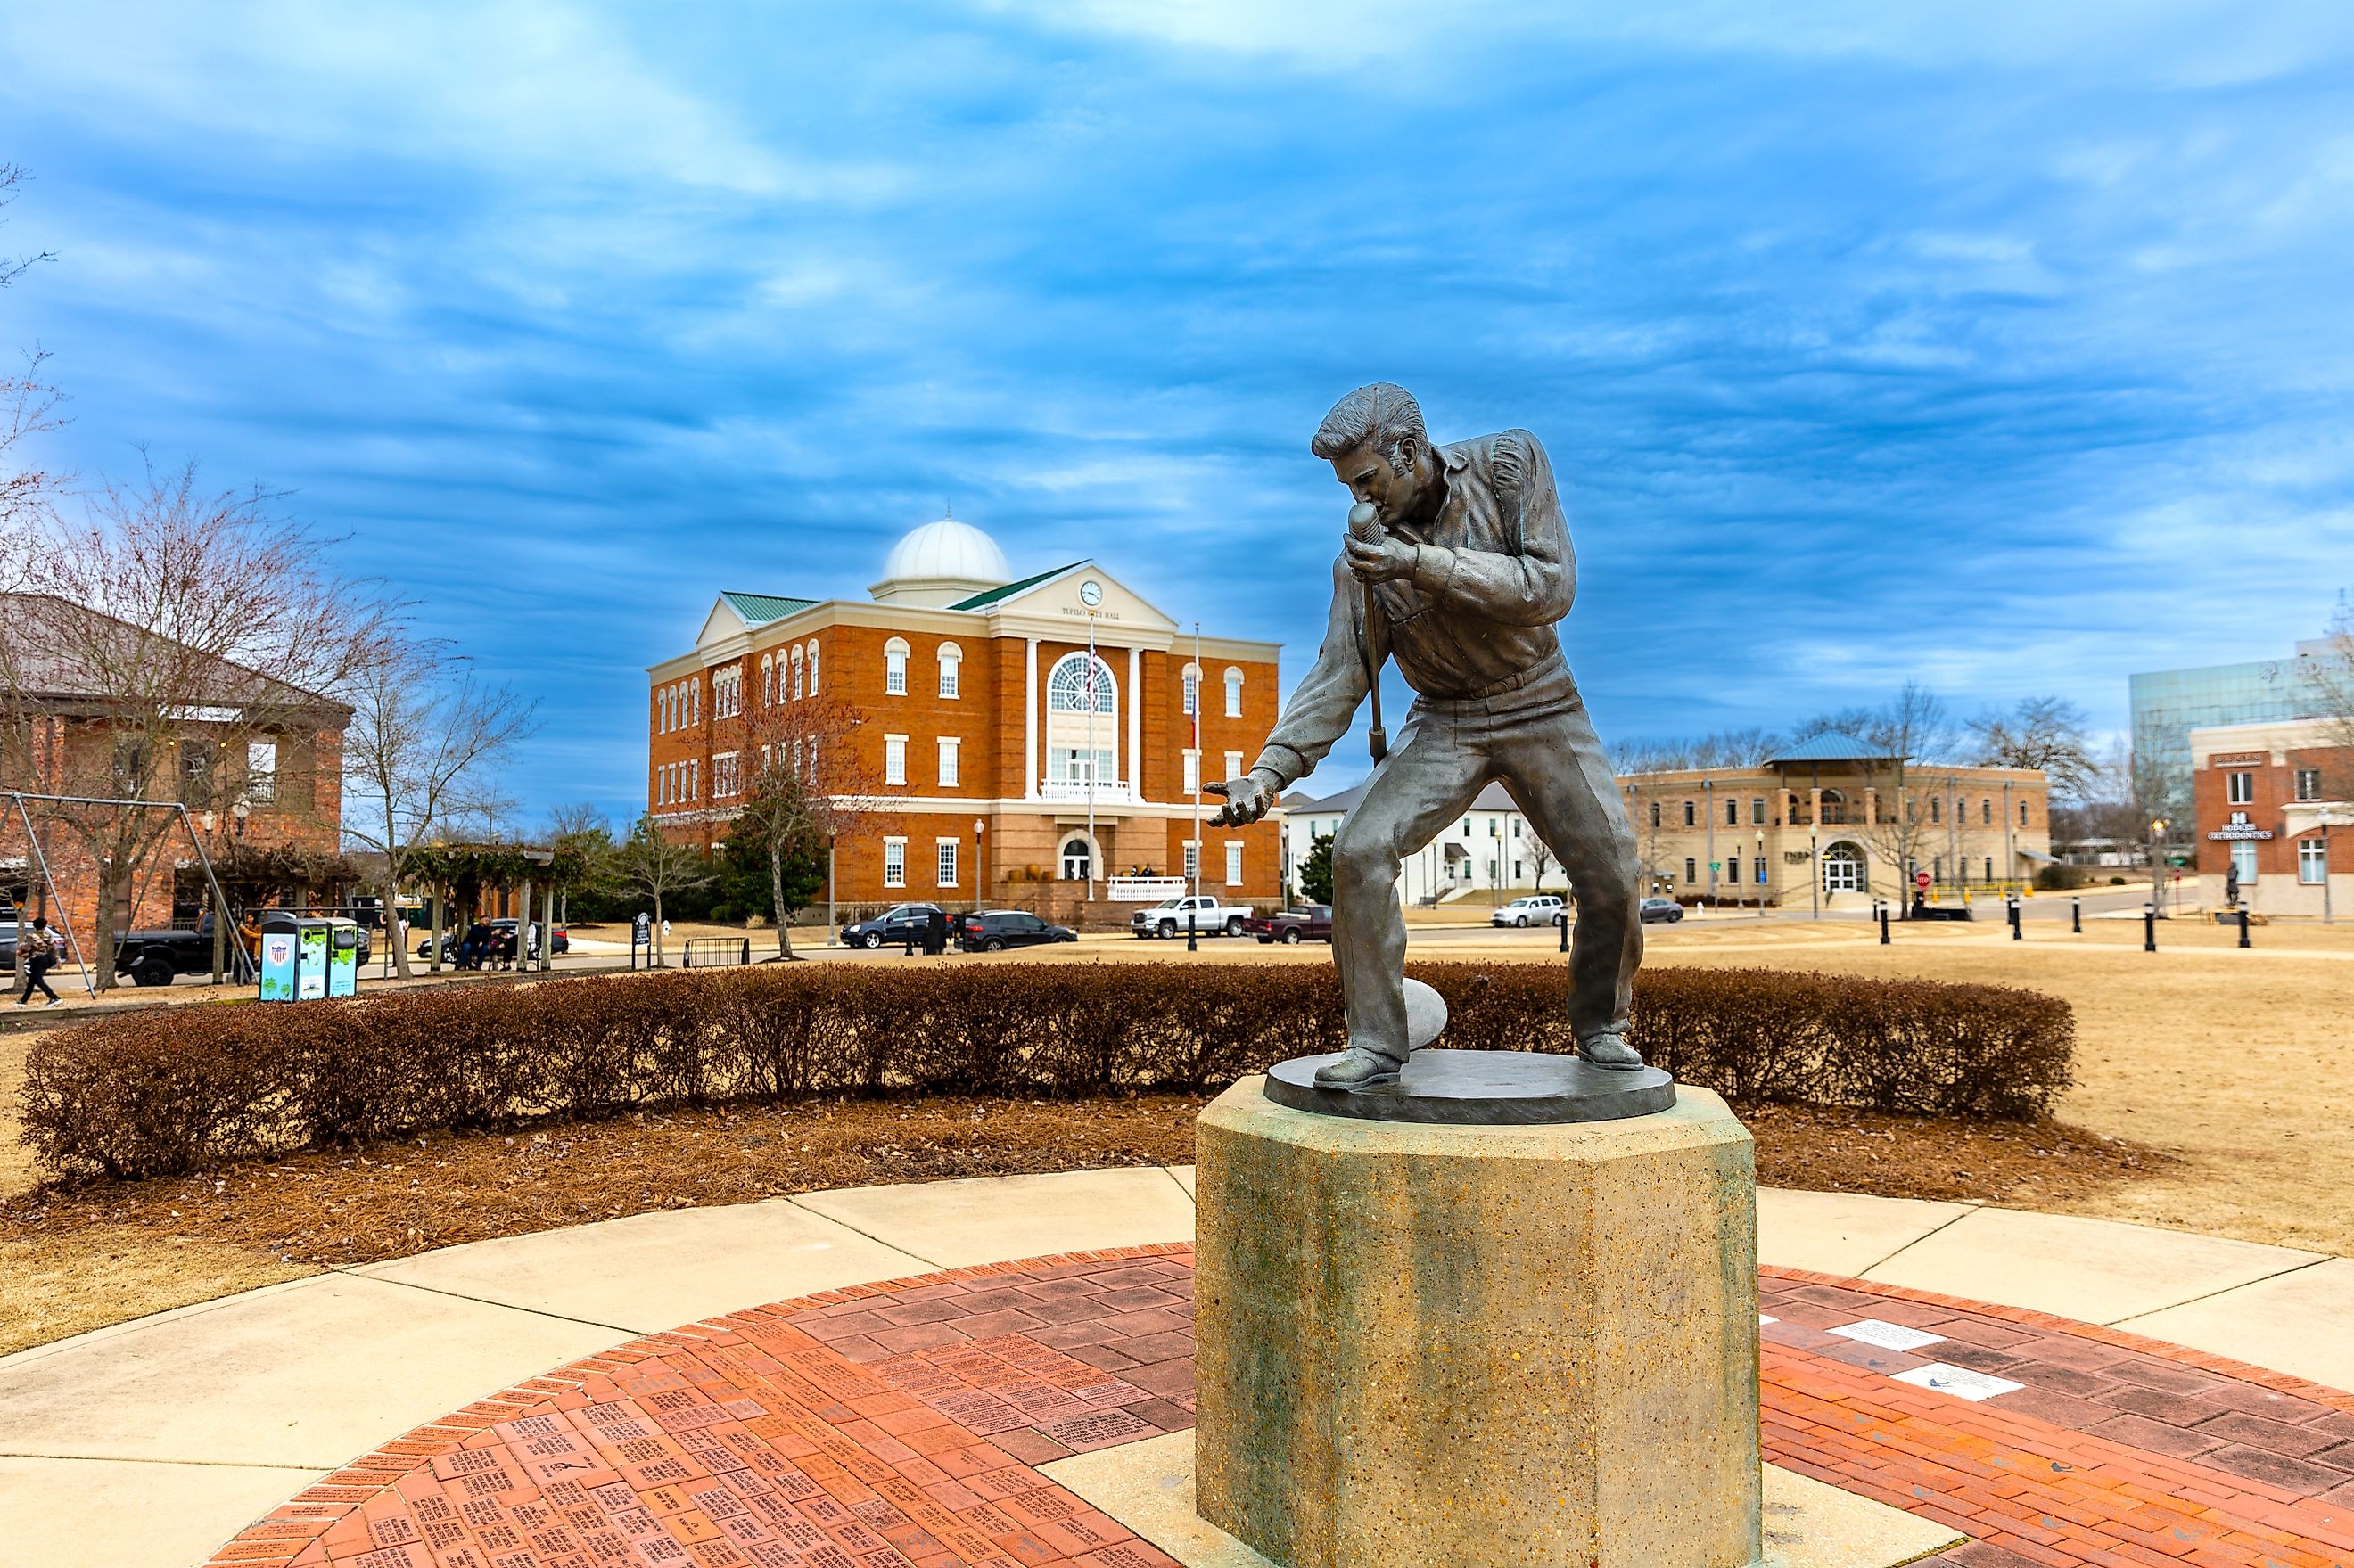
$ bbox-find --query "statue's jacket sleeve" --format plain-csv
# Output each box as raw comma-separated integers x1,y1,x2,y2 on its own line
1251,430,1576,792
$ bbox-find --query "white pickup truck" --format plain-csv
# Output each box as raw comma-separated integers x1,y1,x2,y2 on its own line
1130,894,1254,939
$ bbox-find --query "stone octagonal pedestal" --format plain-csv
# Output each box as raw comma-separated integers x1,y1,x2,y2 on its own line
1195,1077,1762,1568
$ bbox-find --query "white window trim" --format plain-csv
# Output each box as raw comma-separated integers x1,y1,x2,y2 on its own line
884,733,908,787
882,836,908,889
1223,666,1243,718
936,837,960,888
884,637,910,696
1224,840,1244,886
1182,748,1201,794
938,642,963,699
2299,839,2327,884
938,735,960,787
806,641,819,694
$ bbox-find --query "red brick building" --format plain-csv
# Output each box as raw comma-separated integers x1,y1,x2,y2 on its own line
2188,717,2353,915
646,517,1286,921
0,594,351,949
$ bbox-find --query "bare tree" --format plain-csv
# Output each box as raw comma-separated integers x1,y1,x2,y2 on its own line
1830,682,1956,914
728,690,877,958
341,639,537,979
1969,697,2096,800
606,814,712,967
2,167,64,539
0,462,388,987
1528,834,1556,895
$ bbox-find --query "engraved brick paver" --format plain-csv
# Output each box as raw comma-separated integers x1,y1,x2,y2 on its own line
204,1246,2354,1567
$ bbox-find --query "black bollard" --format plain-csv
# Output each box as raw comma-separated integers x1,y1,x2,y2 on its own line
2239,907,2251,948
1880,907,1890,945
2144,905,2157,952
2010,898,2022,940
1187,907,1198,953
2071,897,2081,934
1557,910,1568,953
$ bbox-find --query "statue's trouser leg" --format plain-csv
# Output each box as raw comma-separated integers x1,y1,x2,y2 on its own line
1329,704,1490,1059
1489,688,1643,1042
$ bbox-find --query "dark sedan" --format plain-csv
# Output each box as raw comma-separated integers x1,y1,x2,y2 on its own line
842,904,946,949
954,910,1078,952
1638,897,1686,924
1247,905,1333,944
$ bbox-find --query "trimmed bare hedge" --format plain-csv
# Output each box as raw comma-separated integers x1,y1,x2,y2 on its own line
17,962,2072,1180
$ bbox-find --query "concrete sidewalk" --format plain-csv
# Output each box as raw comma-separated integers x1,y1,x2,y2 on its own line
0,1168,2343,1568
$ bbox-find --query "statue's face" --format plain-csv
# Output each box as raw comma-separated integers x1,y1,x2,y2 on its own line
1329,436,1431,524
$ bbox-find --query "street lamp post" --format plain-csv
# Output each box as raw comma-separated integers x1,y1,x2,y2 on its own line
2149,817,2168,918
1755,828,1764,917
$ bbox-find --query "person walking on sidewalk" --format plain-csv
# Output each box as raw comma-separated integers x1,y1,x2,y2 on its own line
15,916,62,1006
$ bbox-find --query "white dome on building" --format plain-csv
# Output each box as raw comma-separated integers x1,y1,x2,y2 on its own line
869,514,1013,608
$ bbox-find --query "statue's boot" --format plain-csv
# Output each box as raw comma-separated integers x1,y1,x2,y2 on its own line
1576,1031,1644,1071
1314,1045,1406,1089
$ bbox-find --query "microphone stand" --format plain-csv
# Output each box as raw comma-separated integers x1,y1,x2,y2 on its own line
1348,501,1390,763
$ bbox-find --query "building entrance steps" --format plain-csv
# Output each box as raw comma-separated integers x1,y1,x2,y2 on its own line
0,1170,2349,1567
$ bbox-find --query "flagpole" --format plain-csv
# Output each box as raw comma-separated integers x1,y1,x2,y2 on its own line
1192,620,1203,901
1086,609,1099,902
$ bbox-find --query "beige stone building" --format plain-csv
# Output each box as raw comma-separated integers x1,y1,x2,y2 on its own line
1618,732,2053,908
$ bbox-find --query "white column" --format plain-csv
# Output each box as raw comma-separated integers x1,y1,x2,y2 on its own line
1126,644,1141,797
1025,636,1040,800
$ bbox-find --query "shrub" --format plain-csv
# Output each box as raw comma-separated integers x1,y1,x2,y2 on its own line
18,962,2073,1181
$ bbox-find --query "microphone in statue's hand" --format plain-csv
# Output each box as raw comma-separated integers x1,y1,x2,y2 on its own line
1347,500,1381,542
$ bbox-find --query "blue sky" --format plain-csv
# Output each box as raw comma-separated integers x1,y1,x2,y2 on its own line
5,1,2352,822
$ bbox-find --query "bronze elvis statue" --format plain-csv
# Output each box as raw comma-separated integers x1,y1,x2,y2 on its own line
1210,383,1645,1088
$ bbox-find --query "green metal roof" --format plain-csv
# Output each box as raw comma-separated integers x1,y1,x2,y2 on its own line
720,591,819,625
949,561,1088,612
1766,730,1897,764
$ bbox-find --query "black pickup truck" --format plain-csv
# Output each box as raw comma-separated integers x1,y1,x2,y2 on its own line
112,916,373,987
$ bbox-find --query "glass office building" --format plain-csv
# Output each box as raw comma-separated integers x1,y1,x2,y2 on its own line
2130,639,2339,807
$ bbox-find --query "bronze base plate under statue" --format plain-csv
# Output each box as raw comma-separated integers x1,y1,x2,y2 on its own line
1264,1047,1675,1125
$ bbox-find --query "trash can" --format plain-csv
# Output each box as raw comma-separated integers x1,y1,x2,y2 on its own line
258,912,334,1002
325,917,361,997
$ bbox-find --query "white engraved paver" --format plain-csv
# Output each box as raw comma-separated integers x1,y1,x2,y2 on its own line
1759,1315,1778,1326
1891,1363,2025,1401
1827,1318,1945,1352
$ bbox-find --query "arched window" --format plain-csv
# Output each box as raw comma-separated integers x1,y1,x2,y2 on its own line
884,637,910,695
1181,663,1201,717
1061,837,1092,881
1819,789,1846,825
1649,800,1660,829
1981,798,1992,825
937,642,963,699
1046,653,1118,791
657,689,669,733
790,644,803,701
761,655,774,706
1223,667,1243,717
805,640,820,694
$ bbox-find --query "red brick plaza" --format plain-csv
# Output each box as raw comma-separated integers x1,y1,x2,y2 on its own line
204,1247,2354,1568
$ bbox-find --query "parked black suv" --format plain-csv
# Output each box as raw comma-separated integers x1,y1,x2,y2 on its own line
842,904,946,949
954,910,1078,953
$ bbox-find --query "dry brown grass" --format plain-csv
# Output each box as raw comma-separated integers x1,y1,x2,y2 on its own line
4,915,2345,1357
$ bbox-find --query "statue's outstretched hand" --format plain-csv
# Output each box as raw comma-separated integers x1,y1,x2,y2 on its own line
1206,775,1274,826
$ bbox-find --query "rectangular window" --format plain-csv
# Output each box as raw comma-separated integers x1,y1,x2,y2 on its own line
715,753,737,798
690,759,699,800
1183,841,1199,879
1183,751,1200,794
2227,770,2253,805
1224,671,1242,718
1750,797,1766,825
2300,838,2327,884
885,735,907,787
1752,855,1766,884
1223,751,1243,781
937,840,959,887
940,661,959,699
1181,672,1198,716
883,839,906,887
1983,857,1993,881
1682,801,1696,826
2231,841,2258,885
1683,857,1697,883
2296,768,2322,801
245,740,277,806
938,737,959,787
2020,800,2029,826
1727,798,1738,826
1225,841,1244,885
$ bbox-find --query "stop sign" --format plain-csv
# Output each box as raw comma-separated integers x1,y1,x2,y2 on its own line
1914,870,1931,891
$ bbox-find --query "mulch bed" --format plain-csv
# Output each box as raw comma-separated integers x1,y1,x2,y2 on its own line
2,1094,2175,1271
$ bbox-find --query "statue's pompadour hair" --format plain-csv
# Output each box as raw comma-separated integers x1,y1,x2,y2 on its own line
1311,382,1427,472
